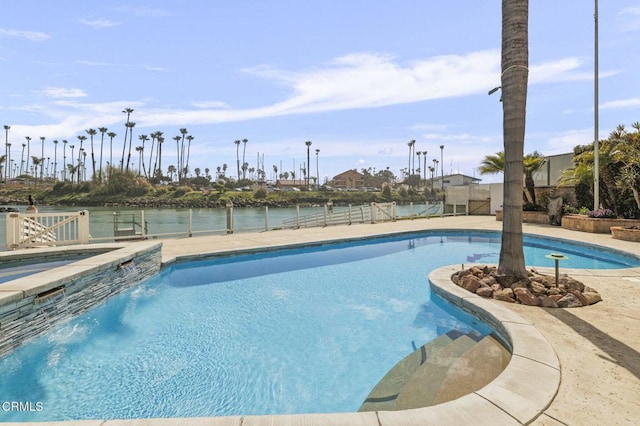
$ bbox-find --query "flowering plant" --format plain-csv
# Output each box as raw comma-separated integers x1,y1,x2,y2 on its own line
587,208,617,219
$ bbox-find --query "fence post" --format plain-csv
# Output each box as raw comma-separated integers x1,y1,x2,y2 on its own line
6,212,18,250
188,209,193,237
78,210,90,244
296,205,300,228
323,204,328,226
392,201,397,221
141,210,147,239
264,206,269,231
226,201,234,234
348,204,352,225
410,202,414,219
371,202,377,224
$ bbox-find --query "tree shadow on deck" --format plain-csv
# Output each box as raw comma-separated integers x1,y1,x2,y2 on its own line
545,308,640,380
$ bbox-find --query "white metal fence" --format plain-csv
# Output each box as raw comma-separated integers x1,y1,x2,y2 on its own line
6,210,90,250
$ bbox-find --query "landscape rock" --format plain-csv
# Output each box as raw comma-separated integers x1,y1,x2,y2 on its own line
557,293,583,308
514,288,540,306
450,265,601,308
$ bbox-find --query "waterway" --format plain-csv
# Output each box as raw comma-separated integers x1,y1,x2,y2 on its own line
0,203,435,251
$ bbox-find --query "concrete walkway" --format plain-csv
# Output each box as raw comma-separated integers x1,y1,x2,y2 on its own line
159,215,640,425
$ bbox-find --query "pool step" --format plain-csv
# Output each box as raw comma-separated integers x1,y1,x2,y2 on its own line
358,330,511,412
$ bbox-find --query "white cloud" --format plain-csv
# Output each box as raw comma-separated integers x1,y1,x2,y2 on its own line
600,98,640,110
191,101,229,109
0,28,51,41
41,87,88,99
77,18,122,29
618,7,640,32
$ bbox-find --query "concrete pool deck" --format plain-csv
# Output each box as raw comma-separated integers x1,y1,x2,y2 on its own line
7,215,640,425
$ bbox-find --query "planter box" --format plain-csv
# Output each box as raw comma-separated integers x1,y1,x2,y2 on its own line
561,214,640,234
495,210,550,225
611,226,640,242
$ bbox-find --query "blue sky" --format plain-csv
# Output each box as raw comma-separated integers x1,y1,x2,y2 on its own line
1,1,639,184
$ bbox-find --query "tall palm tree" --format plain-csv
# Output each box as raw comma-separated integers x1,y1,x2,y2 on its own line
39,137,45,184
76,135,86,183
125,122,136,172
121,108,134,170
498,0,529,279
138,134,149,178
148,131,158,179
53,140,59,181
98,127,108,180
20,143,26,176
62,140,67,181
315,149,320,187
25,136,31,179
406,140,413,179
173,135,182,182
86,128,97,178
156,135,164,181
179,128,188,181
107,132,116,179
185,135,194,178
3,125,10,184
305,140,312,190
241,138,248,180
135,146,145,176
234,139,241,180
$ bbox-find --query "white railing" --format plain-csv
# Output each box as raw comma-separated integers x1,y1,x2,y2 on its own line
6,210,90,250
281,202,396,229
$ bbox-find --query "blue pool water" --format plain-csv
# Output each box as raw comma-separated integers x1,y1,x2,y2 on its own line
1,231,638,421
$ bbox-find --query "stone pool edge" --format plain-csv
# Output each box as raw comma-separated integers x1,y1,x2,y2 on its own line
0,241,162,358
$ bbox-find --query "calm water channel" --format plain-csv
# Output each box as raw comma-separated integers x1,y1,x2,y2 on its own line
0,204,429,251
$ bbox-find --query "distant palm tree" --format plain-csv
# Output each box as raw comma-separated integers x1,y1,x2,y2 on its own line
0,155,5,183
135,146,145,176
53,140,59,180
62,140,67,181
31,156,42,185
39,137,46,184
98,127,108,180
67,163,78,185
86,128,97,178
234,139,241,180
121,108,134,170
125,122,136,171
305,141,312,190
407,139,415,180
185,135,194,178
179,128,188,181
107,132,116,179
173,135,182,182
241,138,248,180
20,143,26,176
25,136,31,178
167,164,176,183
3,125,10,184
156,135,164,180
76,135,86,183
148,131,158,179
138,134,149,178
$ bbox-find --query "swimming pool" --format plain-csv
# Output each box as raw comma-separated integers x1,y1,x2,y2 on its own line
1,231,637,421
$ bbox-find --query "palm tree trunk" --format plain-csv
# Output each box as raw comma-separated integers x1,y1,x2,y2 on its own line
498,0,529,279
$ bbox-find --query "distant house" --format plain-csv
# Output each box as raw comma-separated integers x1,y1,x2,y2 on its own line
431,173,481,189
275,179,304,189
332,169,365,190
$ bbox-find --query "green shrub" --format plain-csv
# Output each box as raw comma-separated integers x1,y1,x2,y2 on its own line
254,187,267,199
